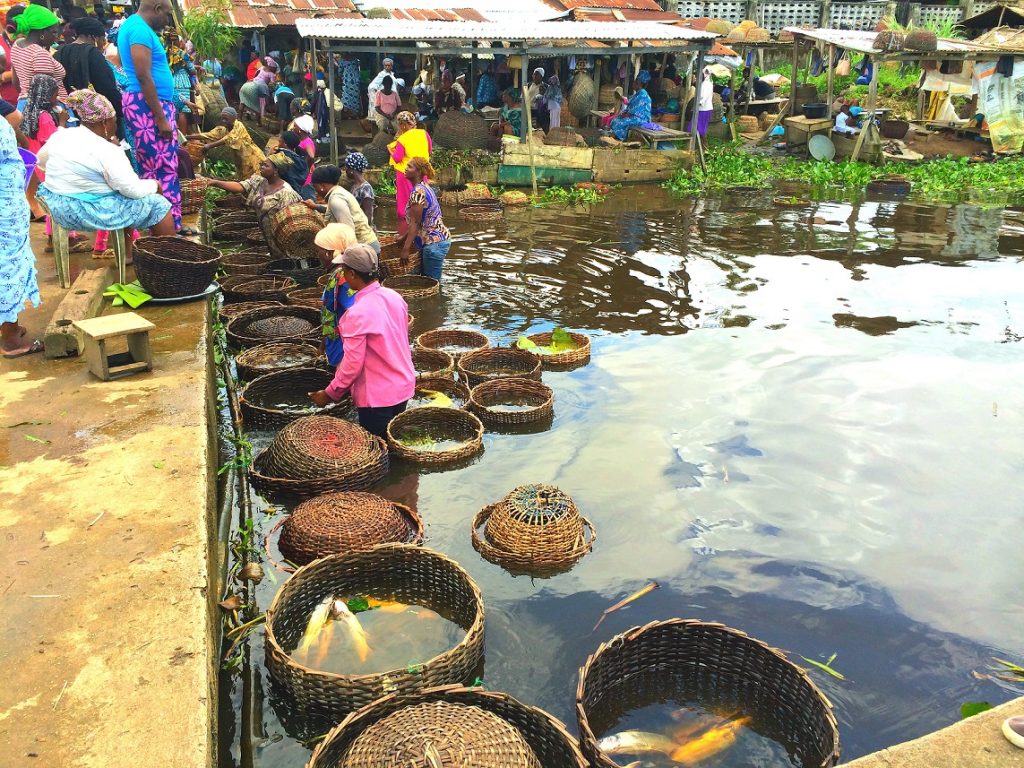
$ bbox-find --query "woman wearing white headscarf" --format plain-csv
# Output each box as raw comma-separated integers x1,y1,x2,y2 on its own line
367,57,400,120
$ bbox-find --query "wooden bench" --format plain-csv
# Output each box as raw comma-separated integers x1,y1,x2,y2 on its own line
587,109,611,127
627,126,690,149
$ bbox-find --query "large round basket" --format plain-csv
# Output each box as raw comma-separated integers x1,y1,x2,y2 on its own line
213,218,258,243
132,238,220,298
213,195,247,212
460,205,504,222
458,348,542,387
382,275,440,301
267,202,324,260
240,368,349,430
180,177,208,215
576,619,841,768
377,241,421,280
223,276,298,304
387,407,484,467
265,256,325,287
234,342,322,383
278,492,424,566
221,249,272,276
434,110,491,150
217,300,282,323
469,378,553,428
410,376,471,410
265,544,486,721
523,330,591,369
284,285,324,309
250,415,389,500
416,328,489,360
412,348,455,379
245,228,267,245
472,484,595,577
226,305,321,348
308,685,588,768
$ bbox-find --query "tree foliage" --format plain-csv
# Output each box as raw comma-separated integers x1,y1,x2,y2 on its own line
181,0,240,64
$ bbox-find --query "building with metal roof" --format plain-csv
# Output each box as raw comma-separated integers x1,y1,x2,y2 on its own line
180,0,361,31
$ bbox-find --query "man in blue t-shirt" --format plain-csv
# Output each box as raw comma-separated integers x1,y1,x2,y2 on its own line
117,0,185,231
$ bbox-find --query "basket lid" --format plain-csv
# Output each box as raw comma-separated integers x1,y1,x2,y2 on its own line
279,492,418,565
242,315,315,339
265,416,380,479
343,701,542,768
485,485,584,558
500,484,577,524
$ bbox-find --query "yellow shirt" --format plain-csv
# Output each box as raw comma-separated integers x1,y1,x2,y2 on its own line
388,128,431,174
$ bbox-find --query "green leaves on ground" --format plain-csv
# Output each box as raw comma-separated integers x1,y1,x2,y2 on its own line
104,281,152,309
960,702,993,719
801,652,847,681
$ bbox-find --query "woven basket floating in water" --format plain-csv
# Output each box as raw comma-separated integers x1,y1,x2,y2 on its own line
472,484,595,577
221,248,272,276
223,275,299,304
234,342,322,383
387,407,484,467
523,330,591,369
458,348,542,387
264,544,486,721
411,376,471,410
469,378,554,428
226,305,320,348
133,237,220,298
460,205,504,222
382,275,440,301
377,242,421,281
308,685,588,768
412,348,455,379
576,618,841,768
416,328,489,360
240,368,349,431
278,491,424,566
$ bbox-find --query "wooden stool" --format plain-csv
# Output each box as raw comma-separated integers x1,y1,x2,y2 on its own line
73,313,155,381
36,199,128,289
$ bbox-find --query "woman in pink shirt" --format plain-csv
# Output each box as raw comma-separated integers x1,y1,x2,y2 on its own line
372,75,402,135
309,243,415,438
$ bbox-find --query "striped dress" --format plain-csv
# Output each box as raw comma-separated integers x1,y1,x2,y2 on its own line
9,41,68,105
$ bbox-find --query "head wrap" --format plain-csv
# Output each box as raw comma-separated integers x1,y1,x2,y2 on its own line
267,152,295,173
338,243,379,274
264,57,278,70
293,114,315,134
455,72,466,82
4,6,25,35
66,89,115,124
344,152,369,172
396,110,416,128
314,223,356,255
71,16,106,37
546,74,563,104
15,4,59,35
382,57,394,67
22,75,59,140
612,85,624,101
504,87,521,103
637,70,652,85
221,106,238,118
533,67,545,78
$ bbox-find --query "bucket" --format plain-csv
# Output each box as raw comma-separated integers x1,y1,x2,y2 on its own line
19,148,37,188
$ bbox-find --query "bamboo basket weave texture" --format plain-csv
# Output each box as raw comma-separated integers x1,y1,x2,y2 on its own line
576,619,841,768
234,342,322,383
240,369,349,431
222,275,298,304
416,328,489,360
267,202,325,261
226,305,320,348
265,545,486,721
411,376,471,410
387,407,484,467
469,378,553,428
413,348,455,379
133,237,220,298
523,331,591,369
458,348,542,387
308,685,588,768
221,249,272,276
382,275,440,301
179,178,208,215
218,300,282,323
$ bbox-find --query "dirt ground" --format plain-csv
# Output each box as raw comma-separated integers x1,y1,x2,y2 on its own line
0,223,217,768
903,126,991,159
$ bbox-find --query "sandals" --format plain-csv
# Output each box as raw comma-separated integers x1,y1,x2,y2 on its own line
92,249,116,260
3,339,43,359
70,240,94,253
178,227,199,237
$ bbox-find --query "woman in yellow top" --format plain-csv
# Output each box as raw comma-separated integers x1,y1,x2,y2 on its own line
187,107,265,179
388,111,432,232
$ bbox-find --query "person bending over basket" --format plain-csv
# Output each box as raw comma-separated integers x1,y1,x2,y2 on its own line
201,153,301,236
400,156,450,282
309,243,415,439
37,89,175,264
307,164,380,254
312,222,356,368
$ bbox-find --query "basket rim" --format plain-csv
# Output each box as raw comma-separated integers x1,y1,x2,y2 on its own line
386,406,485,461
415,327,490,353
458,347,543,380
471,503,596,573
469,377,553,414
574,617,842,768
264,543,485,683
239,366,344,418
308,684,589,768
249,441,387,490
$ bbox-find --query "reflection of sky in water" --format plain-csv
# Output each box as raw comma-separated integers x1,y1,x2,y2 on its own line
244,192,1024,768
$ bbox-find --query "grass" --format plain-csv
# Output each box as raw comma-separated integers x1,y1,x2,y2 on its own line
755,61,922,117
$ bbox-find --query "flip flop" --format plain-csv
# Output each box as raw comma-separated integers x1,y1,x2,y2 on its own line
3,339,43,359
70,240,94,253
178,227,199,236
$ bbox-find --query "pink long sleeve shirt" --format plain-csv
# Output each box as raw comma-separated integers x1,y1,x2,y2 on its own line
325,282,416,408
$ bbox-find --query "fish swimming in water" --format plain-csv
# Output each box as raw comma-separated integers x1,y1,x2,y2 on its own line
331,598,372,662
598,730,680,757
670,716,751,764
298,596,334,660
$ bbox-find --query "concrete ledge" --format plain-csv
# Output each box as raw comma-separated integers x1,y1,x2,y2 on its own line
844,697,1024,767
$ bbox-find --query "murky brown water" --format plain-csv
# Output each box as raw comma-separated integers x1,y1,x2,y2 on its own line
220,187,1024,766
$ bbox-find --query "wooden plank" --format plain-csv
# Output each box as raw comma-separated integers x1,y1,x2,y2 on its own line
756,99,790,145
43,266,115,359
74,312,155,340
502,143,594,170
496,164,592,186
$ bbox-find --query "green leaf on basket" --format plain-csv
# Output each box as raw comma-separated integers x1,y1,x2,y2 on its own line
406,663,424,675
347,597,369,614
516,336,539,351
960,702,992,719
549,327,577,352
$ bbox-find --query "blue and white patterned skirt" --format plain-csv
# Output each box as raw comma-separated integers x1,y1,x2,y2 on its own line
37,187,171,232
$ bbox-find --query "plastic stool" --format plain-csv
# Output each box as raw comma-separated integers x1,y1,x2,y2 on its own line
36,199,128,288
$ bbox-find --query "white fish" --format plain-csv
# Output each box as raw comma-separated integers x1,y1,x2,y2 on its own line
330,598,372,662
298,596,333,660
598,730,679,757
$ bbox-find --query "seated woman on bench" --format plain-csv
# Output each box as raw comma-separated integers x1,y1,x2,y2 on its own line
834,104,862,135
609,72,652,141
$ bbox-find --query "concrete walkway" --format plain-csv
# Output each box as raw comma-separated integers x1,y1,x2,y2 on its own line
0,226,216,767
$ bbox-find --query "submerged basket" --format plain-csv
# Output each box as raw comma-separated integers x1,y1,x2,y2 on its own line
218,300,282,323
265,256,325,288
472,484,595,577
309,685,588,768
267,202,324,260
413,348,455,379
132,237,220,298
221,249,272,276
240,368,349,430
576,619,841,768
226,305,321,348
458,348,542,387
180,177,208,215
382,275,440,301
285,286,324,309
411,376,471,410
278,491,423,566
265,544,486,720
416,328,489,360
469,378,554,427
387,407,484,466
234,342,322,383
378,245,421,280
460,205,503,222
522,330,591,369
224,276,298,304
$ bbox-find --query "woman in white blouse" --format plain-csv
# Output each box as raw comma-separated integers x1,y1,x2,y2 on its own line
36,89,175,261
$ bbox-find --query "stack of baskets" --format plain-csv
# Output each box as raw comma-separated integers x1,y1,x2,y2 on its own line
434,111,490,150
472,484,595,577
458,348,542,387
213,212,258,243
469,378,554,429
264,544,485,720
234,342,323,383
250,415,389,498
387,407,485,467
221,249,272,276
277,491,423,566
382,275,440,301
576,619,841,768
240,368,346,430
222,276,298,304
308,686,589,768
267,203,324,261
179,178,208,215
133,238,220,298
226,305,320,348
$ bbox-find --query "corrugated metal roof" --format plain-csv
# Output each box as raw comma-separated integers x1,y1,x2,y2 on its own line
388,7,489,22
296,17,717,41
557,0,663,10
572,9,686,22
351,0,566,21
185,0,359,29
785,26,1024,55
